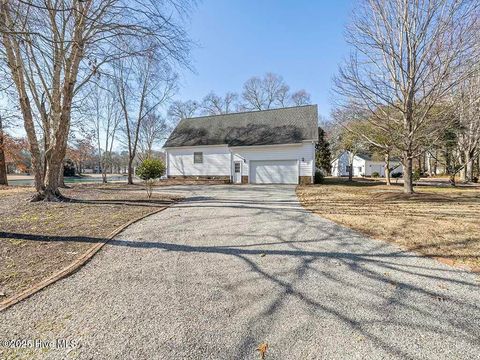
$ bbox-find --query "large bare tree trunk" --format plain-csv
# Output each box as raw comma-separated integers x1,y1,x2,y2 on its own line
459,152,466,182
477,154,480,179
58,161,67,188
403,154,414,194
348,153,354,181
0,116,7,186
0,148,7,186
127,159,134,184
465,150,474,183
102,165,108,183
1,26,44,192
385,152,391,186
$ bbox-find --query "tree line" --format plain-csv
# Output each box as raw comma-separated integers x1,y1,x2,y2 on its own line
331,0,480,193
167,72,311,122
0,0,194,200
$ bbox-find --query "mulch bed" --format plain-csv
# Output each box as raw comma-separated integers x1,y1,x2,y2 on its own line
0,183,179,302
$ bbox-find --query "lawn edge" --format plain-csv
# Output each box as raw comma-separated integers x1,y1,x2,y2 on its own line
295,186,479,275
0,202,176,312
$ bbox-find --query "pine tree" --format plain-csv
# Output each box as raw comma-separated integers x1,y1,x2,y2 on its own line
315,127,331,174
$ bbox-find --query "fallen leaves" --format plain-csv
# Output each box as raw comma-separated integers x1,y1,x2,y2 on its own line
257,342,268,359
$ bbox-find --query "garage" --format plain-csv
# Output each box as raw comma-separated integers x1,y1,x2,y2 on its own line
250,160,298,184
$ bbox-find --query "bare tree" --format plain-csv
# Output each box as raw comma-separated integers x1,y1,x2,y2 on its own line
201,92,224,115
242,73,312,110
0,0,192,200
201,91,239,115
116,53,177,184
333,0,479,194
291,90,311,106
224,92,240,113
242,76,266,110
0,80,17,186
168,100,200,122
138,112,169,160
276,84,291,107
88,81,122,183
262,73,289,109
453,68,480,182
0,114,7,185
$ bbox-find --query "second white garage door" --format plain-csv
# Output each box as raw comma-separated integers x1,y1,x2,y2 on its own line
250,160,298,184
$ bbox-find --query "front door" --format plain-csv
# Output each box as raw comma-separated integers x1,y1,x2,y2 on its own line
234,161,242,184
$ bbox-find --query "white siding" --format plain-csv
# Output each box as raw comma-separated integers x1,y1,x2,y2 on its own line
331,151,362,176
331,151,403,177
166,142,316,182
166,145,230,177
364,160,402,176
231,142,315,178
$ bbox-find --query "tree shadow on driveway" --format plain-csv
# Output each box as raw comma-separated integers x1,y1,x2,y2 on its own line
2,186,479,359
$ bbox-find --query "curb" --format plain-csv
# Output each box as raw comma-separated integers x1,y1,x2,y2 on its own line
0,204,173,312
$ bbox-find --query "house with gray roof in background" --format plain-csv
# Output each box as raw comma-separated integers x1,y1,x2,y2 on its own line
163,105,318,184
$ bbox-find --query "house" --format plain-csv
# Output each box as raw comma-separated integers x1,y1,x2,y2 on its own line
331,151,403,177
163,105,318,184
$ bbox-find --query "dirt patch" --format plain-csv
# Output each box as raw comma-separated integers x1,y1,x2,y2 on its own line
297,178,480,272
0,183,179,301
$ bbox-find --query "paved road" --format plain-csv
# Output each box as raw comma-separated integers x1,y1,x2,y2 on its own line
1,185,479,359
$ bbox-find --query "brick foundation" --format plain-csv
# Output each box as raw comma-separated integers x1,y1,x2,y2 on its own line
299,176,312,185
167,175,231,183
241,176,249,184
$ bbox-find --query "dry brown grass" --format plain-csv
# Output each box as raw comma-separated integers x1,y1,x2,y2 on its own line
0,184,179,301
297,178,480,272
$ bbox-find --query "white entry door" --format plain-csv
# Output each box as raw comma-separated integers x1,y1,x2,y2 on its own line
234,161,242,184
250,160,298,184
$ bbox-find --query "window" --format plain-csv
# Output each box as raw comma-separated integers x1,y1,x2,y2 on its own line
194,152,203,164
358,167,362,172
346,165,351,173
234,162,241,173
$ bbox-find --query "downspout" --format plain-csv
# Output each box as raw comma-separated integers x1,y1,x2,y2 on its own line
165,150,169,178
229,148,233,183
312,140,315,183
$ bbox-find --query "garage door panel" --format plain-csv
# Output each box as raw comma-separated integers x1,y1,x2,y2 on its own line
250,160,298,184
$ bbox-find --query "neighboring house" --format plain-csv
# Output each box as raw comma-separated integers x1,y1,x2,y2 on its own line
163,105,318,184
331,151,403,177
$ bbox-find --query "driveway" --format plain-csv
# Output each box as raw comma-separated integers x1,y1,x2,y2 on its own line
1,185,479,359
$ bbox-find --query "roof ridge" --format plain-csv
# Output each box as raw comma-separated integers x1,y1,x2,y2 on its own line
179,104,317,122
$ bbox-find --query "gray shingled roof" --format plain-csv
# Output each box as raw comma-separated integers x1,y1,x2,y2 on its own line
164,105,318,148
356,152,373,161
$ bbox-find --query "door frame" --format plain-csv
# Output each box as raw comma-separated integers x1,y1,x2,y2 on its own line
233,160,242,184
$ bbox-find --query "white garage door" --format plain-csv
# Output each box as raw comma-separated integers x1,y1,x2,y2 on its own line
250,160,298,184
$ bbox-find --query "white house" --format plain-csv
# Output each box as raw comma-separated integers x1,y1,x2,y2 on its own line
331,151,403,177
163,105,318,184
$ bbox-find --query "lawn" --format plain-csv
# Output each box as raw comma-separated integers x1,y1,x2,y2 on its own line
0,184,179,303
297,178,480,272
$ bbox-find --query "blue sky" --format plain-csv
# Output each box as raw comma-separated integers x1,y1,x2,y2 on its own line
176,0,354,118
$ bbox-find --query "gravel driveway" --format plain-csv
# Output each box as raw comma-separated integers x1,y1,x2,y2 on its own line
1,185,479,359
